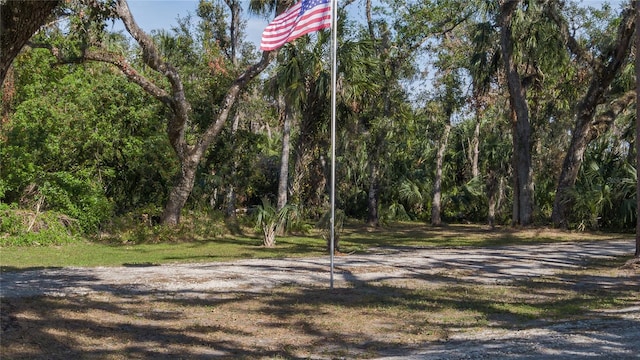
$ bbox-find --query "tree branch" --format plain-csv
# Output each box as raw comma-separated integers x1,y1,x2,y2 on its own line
589,90,636,140
546,1,635,72
28,41,172,106
600,3,636,77
101,0,192,156
196,50,275,157
577,3,635,113
83,50,173,104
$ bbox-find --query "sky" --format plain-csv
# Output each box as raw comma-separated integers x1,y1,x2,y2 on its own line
111,1,269,47
116,0,627,49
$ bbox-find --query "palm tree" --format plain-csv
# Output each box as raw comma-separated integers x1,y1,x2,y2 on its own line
569,138,636,231
265,34,332,214
255,197,296,247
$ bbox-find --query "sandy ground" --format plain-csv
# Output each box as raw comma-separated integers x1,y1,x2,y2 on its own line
1,239,639,359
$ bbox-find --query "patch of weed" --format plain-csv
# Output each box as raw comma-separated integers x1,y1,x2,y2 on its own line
0,207,81,246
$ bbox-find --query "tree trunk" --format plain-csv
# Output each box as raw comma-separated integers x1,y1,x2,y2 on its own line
636,0,640,258
277,102,292,211
500,0,534,226
225,112,242,218
291,135,326,211
548,95,635,228
1,0,60,86
161,157,199,225
497,177,505,218
487,170,498,228
550,4,636,228
510,109,520,226
290,90,327,212
114,0,272,225
431,121,451,226
511,168,520,225
487,176,504,229
366,128,385,227
470,115,481,179
551,113,591,228
263,225,276,247
291,147,309,207
511,71,534,227
224,0,240,66
367,160,380,227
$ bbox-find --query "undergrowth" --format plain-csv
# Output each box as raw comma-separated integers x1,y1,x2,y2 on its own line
0,204,81,246
96,209,232,244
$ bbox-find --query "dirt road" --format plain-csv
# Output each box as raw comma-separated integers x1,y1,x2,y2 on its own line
1,239,639,359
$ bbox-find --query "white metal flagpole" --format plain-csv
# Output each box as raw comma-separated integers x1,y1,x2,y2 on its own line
329,0,338,289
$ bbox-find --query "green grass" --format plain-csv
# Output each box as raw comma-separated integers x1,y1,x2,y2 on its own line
0,219,632,270
0,234,329,270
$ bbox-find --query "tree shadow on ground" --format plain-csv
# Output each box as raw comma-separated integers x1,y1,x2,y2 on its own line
341,222,631,249
2,255,638,359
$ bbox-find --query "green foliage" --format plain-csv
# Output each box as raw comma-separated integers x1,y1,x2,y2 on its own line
380,202,411,223
1,0,635,239
40,171,112,232
0,203,22,234
99,209,228,245
2,47,174,231
1,228,79,247
315,208,345,251
254,197,298,247
568,138,636,231
443,176,487,223
0,206,81,246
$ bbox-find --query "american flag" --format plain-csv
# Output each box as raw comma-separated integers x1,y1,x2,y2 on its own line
260,0,332,51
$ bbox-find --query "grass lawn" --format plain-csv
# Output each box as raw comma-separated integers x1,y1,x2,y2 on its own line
0,221,631,270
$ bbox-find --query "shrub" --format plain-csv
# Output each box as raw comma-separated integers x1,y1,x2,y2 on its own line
0,206,81,246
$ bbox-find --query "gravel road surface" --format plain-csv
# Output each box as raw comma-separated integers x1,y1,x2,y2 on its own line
2,239,638,359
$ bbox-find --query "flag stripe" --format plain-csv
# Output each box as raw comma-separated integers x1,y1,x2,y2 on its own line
261,3,302,39
260,0,331,51
261,5,328,38
261,11,330,48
